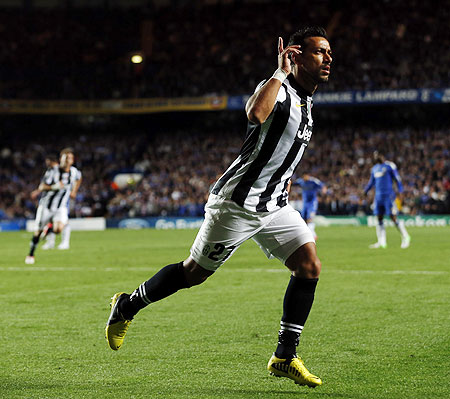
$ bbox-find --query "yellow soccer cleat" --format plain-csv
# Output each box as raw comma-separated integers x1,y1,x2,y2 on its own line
268,354,322,387
105,292,132,350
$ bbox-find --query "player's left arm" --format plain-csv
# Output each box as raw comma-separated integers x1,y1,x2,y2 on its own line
314,179,325,194
389,163,404,194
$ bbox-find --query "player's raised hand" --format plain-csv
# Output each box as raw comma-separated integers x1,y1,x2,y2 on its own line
278,37,301,75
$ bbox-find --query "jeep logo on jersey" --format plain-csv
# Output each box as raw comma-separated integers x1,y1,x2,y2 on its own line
295,121,313,144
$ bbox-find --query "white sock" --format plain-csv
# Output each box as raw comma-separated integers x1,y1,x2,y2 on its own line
46,232,56,245
61,225,71,246
376,223,386,246
307,222,316,237
396,220,408,238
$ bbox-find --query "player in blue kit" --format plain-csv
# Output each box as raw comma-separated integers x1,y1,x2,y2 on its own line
293,175,326,239
364,151,410,249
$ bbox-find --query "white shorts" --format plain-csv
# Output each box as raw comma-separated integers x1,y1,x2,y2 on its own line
190,194,315,271
35,205,69,231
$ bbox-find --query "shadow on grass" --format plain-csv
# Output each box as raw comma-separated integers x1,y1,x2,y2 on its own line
1,378,366,399
190,387,365,399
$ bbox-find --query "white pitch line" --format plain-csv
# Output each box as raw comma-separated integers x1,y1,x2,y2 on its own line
0,266,447,275
234,268,448,275
329,269,448,275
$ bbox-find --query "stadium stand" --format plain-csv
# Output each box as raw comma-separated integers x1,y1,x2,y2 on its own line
0,0,448,99
0,1,448,221
1,112,449,220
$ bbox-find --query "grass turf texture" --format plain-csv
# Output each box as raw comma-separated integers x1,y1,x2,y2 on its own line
1,226,449,399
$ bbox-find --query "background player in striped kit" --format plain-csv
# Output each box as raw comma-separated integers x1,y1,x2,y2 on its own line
25,148,82,264
364,151,410,249
292,174,327,239
106,26,332,387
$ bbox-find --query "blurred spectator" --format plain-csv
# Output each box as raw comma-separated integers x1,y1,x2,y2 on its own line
0,0,448,100
1,123,449,220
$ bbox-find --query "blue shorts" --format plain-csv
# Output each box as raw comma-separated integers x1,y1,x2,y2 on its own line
374,196,396,216
302,200,318,220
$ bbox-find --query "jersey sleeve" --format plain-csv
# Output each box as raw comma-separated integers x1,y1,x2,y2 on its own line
254,79,288,109
311,177,323,190
293,178,304,187
250,79,288,125
254,79,267,93
41,168,54,185
364,169,375,194
387,162,403,193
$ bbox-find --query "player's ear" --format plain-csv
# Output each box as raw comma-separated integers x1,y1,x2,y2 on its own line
291,52,301,66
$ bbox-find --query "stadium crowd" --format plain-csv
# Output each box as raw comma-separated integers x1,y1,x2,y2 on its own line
1,123,449,220
0,1,448,222
0,0,448,100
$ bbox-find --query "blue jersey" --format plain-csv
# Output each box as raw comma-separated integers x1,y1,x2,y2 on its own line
364,161,403,199
294,177,324,203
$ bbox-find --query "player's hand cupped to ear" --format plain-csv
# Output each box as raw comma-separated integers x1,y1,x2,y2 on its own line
278,37,301,75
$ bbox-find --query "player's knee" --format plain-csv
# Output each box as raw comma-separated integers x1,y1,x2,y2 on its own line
52,222,64,234
286,243,321,279
182,258,214,287
293,256,321,279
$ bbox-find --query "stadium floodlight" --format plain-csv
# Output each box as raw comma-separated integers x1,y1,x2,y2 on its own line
131,54,143,64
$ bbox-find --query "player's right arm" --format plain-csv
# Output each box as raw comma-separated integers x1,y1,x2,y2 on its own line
246,37,301,124
38,168,64,192
364,169,375,195
38,181,65,191
292,178,304,187
30,188,42,200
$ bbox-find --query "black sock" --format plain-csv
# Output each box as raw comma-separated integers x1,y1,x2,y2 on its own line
275,276,318,359
29,235,40,256
119,262,189,319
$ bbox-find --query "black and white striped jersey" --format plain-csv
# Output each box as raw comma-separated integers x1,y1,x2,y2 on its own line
211,74,314,213
39,166,82,211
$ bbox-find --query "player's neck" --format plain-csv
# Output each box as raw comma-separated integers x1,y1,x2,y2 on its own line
292,70,317,95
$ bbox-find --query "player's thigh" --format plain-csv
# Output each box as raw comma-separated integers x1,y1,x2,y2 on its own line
190,196,265,271
304,201,317,219
53,208,69,225
301,206,309,220
374,198,385,216
253,204,314,265
386,198,397,216
35,206,52,231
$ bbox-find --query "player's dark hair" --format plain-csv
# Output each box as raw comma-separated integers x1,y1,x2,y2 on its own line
373,151,385,163
287,26,328,48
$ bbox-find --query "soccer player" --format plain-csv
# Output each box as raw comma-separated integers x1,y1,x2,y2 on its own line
25,148,82,264
106,27,332,387
364,151,410,249
293,174,326,239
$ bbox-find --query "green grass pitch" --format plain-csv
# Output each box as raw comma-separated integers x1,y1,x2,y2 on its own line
1,226,449,399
